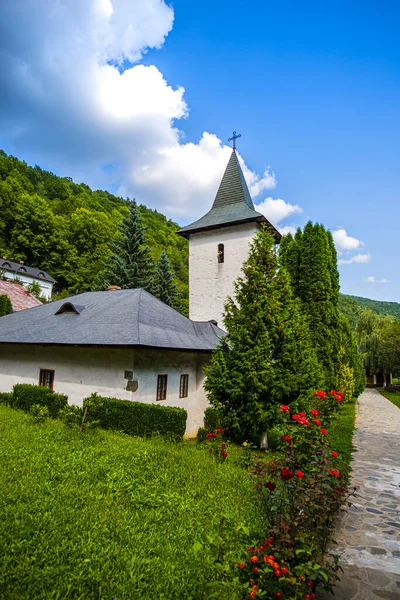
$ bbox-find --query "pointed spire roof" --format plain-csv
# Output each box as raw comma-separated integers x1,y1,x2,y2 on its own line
178,150,281,241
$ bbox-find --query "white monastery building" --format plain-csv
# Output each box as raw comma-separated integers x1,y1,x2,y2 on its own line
0,257,55,300
0,147,279,436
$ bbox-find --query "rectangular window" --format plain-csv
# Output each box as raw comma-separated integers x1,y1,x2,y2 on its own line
179,374,189,398
39,369,55,390
156,374,168,401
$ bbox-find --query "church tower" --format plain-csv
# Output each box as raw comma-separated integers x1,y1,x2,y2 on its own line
178,140,281,327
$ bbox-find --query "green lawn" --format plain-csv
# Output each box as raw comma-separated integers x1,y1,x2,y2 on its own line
328,398,357,471
0,406,261,600
378,387,400,409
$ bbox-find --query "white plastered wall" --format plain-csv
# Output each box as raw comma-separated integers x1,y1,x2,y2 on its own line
0,344,210,437
188,222,259,326
3,272,53,300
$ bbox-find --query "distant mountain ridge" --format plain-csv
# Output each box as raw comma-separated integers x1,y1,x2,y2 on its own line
339,293,400,328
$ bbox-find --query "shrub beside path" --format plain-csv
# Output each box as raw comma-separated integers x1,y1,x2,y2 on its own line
319,388,400,599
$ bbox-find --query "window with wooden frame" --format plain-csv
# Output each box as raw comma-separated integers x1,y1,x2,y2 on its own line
217,243,224,263
179,374,189,398
156,374,168,401
39,369,55,390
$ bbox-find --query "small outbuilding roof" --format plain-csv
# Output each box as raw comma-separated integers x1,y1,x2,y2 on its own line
0,280,42,312
178,149,281,241
0,288,225,352
0,259,55,283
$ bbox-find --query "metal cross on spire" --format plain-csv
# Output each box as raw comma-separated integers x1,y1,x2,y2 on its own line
228,130,241,150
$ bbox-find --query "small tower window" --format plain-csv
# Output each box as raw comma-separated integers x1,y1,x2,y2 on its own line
217,243,224,264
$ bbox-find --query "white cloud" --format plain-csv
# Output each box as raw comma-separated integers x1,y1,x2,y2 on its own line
364,276,391,284
254,197,302,227
338,253,371,265
279,225,299,236
0,0,277,221
332,228,362,251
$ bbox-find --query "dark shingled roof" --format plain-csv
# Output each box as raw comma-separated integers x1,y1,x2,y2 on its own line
0,259,55,283
0,288,225,352
178,150,281,241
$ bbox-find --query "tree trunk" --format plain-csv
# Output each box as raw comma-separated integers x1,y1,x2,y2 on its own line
260,431,268,450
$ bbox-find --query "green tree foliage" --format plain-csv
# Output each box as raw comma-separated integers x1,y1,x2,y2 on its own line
0,150,188,303
356,309,400,375
339,314,366,396
204,227,322,441
280,222,342,390
96,201,155,291
153,249,180,309
0,294,12,316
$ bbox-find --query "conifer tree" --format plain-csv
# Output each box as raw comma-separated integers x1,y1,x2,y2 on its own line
204,227,322,441
0,294,12,316
96,201,154,291
153,249,179,309
280,222,341,389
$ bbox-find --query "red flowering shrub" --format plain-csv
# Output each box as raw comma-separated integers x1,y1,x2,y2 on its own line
234,391,352,599
205,429,228,462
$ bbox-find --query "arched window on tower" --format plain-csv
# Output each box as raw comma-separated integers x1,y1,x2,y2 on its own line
217,243,224,264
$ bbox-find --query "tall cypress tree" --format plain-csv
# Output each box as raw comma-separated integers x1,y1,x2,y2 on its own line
204,227,322,441
96,201,154,291
280,221,357,391
153,249,179,309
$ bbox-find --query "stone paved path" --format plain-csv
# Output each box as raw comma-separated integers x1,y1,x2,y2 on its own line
319,388,400,600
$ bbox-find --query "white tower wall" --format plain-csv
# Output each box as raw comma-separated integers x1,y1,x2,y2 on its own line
188,222,259,327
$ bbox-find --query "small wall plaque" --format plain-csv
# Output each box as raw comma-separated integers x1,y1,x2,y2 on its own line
124,370,133,380
126,379,138,392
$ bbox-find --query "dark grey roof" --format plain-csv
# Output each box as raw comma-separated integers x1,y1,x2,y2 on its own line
0,259,55,283
178,150,281,241
0,288,225,352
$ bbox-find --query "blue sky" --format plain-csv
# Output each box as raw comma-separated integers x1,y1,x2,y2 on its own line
0,0,399,300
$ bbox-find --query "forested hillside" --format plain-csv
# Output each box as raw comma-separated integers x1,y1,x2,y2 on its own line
345,294,400,318
0,150,189,299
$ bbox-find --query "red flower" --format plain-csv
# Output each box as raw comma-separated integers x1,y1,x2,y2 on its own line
247,547,253,552
306,580,313,588
221,444,226,449
274,569,282,577
249,592,255,600
331,451,338,458
295,470,305,479
320,428,328,435
335,395,343,402
299,411,306,417
252,585,258,591
311,408,319,416
253,567,259,574
237,562,246,568
265,481,276,491
304,595,311,600
216,428,225,434
281,566,289,575
250,555,259,563
313,418,321,426
313,390,327,399
282,435,292,441
280,467,294,480
275,594,283,600
208,449,212,453
280,405,290,412
206,432,217,438
329,469,339,477
221,451,228,458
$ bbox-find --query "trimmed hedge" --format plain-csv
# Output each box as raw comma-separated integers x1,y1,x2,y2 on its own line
0,392,11,405
10,384,68,417
83,394,187,439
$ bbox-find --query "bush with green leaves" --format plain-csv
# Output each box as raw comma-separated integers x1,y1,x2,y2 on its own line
10,384,67,417
58,404,83,427
0,294,12,316
83,393,187,439
0,391,11,404
30,404,50,424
